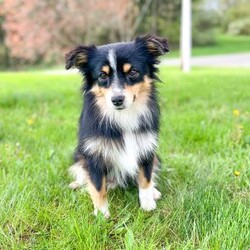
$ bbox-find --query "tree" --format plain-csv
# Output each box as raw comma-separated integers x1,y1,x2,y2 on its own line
0,0,136,64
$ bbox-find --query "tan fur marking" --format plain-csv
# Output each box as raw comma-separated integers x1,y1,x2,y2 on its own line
101,65,110,75
125,75,153,103
123,63,132,73
147,41,160,54
90,84,108,110
76,54,88,66
87,175,107,209
91,84,108,97
138,168,151,189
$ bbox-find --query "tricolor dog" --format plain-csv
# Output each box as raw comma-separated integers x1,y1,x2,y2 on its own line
66,34,169,218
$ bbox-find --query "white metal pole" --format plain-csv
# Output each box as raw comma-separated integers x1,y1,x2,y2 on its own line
181,0,192,72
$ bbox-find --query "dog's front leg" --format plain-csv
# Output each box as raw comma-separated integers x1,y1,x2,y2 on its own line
138,154,160,211
86,158,110,218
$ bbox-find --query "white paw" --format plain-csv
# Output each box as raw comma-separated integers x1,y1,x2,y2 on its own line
93,202,110,219
139,186,157,211
68,162,86,189
94,208,110,219
68,181,82,190
140,198,157,211
153,188,162,200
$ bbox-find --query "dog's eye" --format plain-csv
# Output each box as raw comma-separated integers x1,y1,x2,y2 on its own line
99,72,108,80
128,69,139,79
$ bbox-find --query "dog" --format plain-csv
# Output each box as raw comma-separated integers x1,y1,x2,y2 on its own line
65,34,169,218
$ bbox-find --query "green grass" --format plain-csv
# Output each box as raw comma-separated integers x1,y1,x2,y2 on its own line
0,68,250,249
168,34,250,58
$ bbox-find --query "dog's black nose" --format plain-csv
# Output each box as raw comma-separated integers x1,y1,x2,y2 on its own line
111,95,125,107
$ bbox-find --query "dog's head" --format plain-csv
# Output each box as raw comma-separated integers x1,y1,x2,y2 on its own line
65,34,169,111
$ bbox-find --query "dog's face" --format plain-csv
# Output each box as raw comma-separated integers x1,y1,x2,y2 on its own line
65,34,169,111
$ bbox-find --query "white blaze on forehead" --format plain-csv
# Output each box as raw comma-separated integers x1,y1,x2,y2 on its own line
108,49,121,93
112,86,123,95
108,49,117,71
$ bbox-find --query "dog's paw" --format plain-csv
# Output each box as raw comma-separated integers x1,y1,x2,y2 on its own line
94,202,110,219
153,188,162,200
139,186,157,211
94,208,110,219
68,181,82,190
140,197,157,211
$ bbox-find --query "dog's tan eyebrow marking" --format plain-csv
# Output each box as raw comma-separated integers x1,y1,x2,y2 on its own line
123,63,132,73
101,65,110,75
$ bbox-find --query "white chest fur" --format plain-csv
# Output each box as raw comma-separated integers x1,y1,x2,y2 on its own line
83,131,158,186
110,132,157,186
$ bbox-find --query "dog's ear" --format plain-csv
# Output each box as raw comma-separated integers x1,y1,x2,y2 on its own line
65,45,96,70
135,34,169,57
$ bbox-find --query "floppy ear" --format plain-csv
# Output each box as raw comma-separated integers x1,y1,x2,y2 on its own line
65,45,96,70
136,34,169,57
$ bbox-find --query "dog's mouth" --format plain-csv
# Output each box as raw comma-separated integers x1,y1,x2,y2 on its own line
114,107,126,111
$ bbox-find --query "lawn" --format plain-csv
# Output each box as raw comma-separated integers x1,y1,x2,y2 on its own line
0,68,250,249
169,34,250,58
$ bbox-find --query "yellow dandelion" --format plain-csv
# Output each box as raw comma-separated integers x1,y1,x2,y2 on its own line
239,125,244,130
233,109,240,116
234,170,240,177
27,118,35,126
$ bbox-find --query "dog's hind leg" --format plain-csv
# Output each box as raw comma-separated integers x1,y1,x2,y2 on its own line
68,160,87,190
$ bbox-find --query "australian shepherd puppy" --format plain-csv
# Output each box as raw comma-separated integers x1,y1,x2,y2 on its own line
65,34,169,218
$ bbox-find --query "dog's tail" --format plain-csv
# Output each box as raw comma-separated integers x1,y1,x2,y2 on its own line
68,160,87,190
